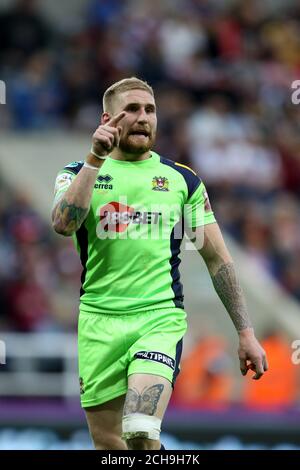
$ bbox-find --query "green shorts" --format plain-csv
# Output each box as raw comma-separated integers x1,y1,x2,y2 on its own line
78,307,187,408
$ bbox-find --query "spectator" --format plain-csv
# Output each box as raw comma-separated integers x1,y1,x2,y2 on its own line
0,0,51,69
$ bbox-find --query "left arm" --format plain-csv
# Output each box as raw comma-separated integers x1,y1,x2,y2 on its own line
195,223,268,380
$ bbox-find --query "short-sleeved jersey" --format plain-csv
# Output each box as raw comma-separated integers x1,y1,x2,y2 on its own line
54,151,216,314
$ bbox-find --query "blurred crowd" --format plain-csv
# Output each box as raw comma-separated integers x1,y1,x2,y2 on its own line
0,0,300,408
0,178,81,332
171,328,300,409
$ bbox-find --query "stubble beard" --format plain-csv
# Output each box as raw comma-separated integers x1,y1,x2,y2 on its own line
119,133,155,155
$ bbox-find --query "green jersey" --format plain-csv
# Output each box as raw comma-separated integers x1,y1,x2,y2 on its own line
54,151,216,314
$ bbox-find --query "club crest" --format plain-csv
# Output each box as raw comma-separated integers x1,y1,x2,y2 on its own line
152,176,169,191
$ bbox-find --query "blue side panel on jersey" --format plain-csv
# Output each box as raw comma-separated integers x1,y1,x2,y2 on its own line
75,222,89,297
169,220,184,309
172,338,183,386
160,157,201,198
64,161,84,175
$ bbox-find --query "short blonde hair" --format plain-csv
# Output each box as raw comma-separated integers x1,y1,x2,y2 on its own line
103,77,154,113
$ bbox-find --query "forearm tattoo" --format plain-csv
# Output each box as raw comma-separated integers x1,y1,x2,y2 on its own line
123,384,164,416
211,262,252,332
54,198,88,234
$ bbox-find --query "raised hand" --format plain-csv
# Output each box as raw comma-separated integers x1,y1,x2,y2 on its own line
91,112,126,157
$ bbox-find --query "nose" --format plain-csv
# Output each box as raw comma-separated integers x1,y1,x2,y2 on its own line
137,108,148,123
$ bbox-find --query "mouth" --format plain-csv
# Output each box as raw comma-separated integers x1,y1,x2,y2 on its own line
129,130,150,137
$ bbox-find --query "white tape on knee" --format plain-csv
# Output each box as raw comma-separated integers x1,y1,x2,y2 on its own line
122,413,161,441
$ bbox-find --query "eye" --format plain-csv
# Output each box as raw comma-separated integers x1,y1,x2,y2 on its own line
126,104,139,112
146,106,155,113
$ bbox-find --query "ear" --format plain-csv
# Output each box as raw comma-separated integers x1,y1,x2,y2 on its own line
101,112,111,125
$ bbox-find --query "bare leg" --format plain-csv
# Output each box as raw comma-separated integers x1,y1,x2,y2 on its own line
123,373,172,450
85,394,128,450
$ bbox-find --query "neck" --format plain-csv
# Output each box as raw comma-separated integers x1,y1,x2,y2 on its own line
110,148,151,162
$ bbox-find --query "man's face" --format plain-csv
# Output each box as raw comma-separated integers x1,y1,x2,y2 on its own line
106,89,157,155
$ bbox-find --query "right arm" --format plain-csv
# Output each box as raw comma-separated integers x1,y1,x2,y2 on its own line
51,155,103,236
52,112,125,236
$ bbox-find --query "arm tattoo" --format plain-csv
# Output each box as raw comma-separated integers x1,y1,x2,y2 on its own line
123,384,164,416
54,198,88,234
211,262,252,332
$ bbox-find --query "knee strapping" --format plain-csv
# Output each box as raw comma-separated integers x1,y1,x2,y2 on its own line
122,413,161,441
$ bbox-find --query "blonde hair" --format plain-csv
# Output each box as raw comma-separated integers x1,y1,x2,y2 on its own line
103,77,154,113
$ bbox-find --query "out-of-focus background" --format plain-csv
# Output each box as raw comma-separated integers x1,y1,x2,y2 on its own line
0,0,300,450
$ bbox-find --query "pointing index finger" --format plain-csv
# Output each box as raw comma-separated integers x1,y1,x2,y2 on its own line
108,111,126,127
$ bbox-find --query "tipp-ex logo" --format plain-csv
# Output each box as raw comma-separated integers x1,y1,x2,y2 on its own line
134,351,175,370
95,174,113,190
99,202,161,232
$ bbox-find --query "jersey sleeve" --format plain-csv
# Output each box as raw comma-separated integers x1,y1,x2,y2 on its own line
185,181,216,228
53,161,84,205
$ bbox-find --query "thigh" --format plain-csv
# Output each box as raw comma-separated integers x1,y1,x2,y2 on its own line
127,308,187,387
84,394,127,450
124,373,172,419
78,311,128,408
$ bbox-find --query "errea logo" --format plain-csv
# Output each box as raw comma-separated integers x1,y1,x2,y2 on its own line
95,174,113,190
97,175,113,183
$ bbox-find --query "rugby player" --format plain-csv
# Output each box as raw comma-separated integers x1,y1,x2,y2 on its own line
52,77,268,450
